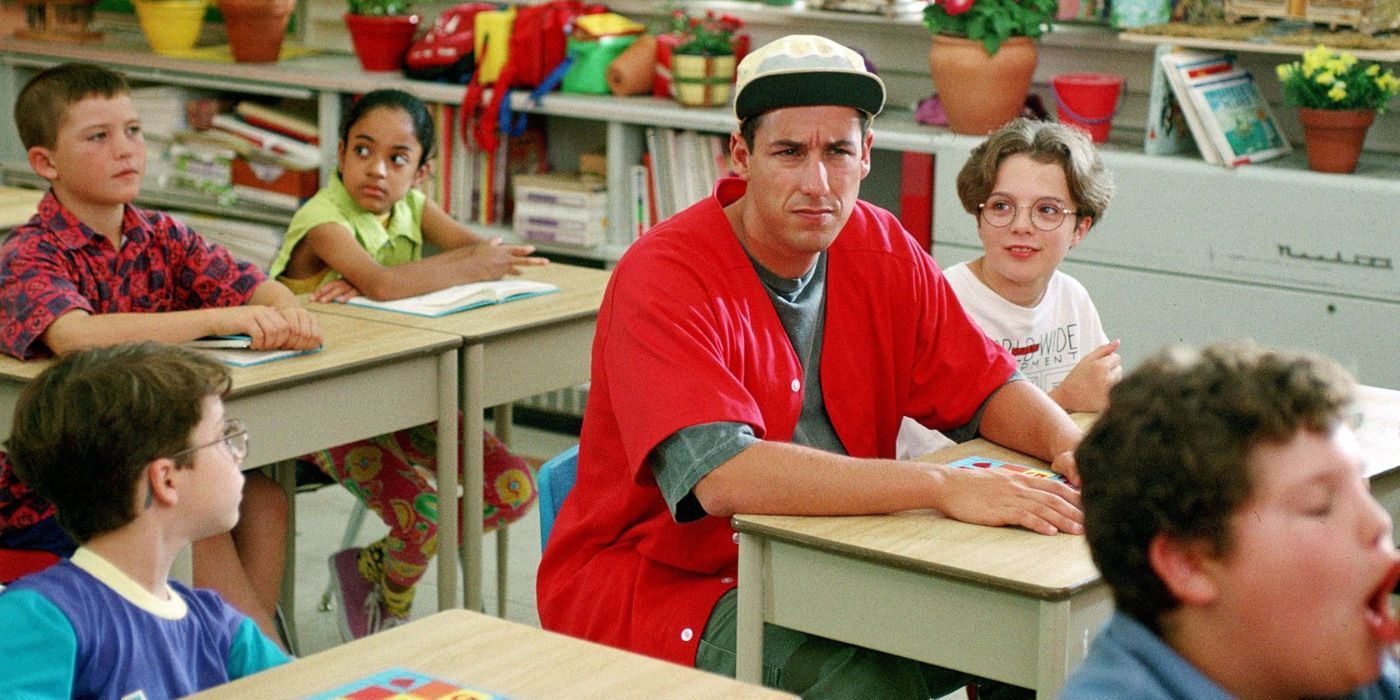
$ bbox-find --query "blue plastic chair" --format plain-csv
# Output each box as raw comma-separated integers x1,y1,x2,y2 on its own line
537,445,579,550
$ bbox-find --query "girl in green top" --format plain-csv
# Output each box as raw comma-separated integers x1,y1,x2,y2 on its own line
273,89,545,639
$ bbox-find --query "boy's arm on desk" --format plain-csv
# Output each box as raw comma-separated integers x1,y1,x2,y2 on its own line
43,305,319,354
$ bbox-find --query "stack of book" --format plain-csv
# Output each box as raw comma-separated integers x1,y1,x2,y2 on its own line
643,127,729,228
511,172,609,248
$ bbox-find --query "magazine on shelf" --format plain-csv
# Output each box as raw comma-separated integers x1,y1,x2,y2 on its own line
1184,69,1291,166
344,279,559,318
1158,50,1290,167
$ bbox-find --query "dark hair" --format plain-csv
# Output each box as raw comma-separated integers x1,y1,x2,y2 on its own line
14,63,130,151
738,108,872,152
5,342,232,543
956,118,1114,228
341,89,435,167
1077,341,1353,632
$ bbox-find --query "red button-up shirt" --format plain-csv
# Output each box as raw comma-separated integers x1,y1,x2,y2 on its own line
0,190,265,535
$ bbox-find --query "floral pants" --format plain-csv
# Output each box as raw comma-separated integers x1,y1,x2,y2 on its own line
304,420,536,591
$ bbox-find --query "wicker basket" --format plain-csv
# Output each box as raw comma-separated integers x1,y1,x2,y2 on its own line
813,0,925,17
1305,0,1400,33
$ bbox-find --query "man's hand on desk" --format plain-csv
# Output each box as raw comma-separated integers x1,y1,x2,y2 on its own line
931,463,1084,536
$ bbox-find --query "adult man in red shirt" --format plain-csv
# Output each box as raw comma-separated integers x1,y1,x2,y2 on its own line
538,35,1084,698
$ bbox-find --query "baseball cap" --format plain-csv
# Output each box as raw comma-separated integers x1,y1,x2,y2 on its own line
732,35,886,122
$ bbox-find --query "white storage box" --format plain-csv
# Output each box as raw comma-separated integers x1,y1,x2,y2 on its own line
514,203,609,248
512,172,607,211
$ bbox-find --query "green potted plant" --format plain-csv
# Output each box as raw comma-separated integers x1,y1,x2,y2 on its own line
344,0,421,72
922,0,1058,135
1275,44,1399,173
666,9,745,107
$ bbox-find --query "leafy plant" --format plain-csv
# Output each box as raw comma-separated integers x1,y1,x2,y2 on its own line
670,9,744,56
922,0,1058,56
1276,45,1400,113
346,0,411,16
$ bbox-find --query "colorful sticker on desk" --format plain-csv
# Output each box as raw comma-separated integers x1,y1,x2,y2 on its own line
305,667,509,700
946,456,1067,483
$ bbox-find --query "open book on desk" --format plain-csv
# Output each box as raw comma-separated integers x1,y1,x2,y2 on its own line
188,343,322,368
344,279,559,318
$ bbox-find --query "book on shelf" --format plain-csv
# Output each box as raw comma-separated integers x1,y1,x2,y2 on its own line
1158,50,1290,167
1143,44,1190,157
193,346,321,368
234,100,318,144
210,114,322,170
344,279,560,317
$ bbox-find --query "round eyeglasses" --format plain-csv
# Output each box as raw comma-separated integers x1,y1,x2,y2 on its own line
977,196,1081,232
171,418,249,463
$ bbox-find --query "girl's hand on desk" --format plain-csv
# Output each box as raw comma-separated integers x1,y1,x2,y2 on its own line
311,279,362,304
458,238,550,279
933,464,1084,536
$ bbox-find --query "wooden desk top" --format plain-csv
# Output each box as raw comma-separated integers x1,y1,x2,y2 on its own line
0,311,462,397
733,418,1102,601
0,185,42,230
308,263,611,342
191,609,793,699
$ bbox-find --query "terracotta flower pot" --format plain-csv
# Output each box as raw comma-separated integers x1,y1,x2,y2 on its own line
344,13,421,72
1297,107,1375,174
217,0,294,63
670,53,736,107
927,35,1038,136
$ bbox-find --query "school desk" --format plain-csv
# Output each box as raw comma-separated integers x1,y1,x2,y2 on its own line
310,262,611,613
0,312,466,630
0,185,40,231
732,415,1107,700
733,386,1400,698
190,608,795,700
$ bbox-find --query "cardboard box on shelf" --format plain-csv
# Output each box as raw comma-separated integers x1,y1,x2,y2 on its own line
231,157,319,201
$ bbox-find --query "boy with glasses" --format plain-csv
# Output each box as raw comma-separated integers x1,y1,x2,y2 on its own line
0,342,288,698
899,118,1123,458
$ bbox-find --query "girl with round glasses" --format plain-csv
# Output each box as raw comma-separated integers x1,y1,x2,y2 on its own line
899,119,1122,458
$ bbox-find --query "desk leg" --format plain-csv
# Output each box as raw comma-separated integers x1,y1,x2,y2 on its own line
1035,599,1072,700
736,531,765,685
460,343,485,613
436,352,461,611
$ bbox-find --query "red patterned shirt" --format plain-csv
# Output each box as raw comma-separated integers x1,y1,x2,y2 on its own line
0,190,266,535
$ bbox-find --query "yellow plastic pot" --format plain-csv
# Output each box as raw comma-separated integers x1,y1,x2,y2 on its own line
133,0,208,55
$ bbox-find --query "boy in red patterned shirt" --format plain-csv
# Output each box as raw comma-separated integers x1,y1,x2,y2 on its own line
0,63,321,645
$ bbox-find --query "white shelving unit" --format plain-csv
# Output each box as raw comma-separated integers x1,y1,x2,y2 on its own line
1,27,1395,385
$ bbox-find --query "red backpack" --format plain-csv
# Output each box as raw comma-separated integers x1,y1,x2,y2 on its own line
463,1,605,153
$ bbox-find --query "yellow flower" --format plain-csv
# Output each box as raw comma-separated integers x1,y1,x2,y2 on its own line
1367,64,1381,77
1339,52,1358,68
1276,64,1294,81
1378,72,1400,93
1325,58,1349,75
1303,44,1331,64
1328,82,1347,102
1315,71,1336,86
